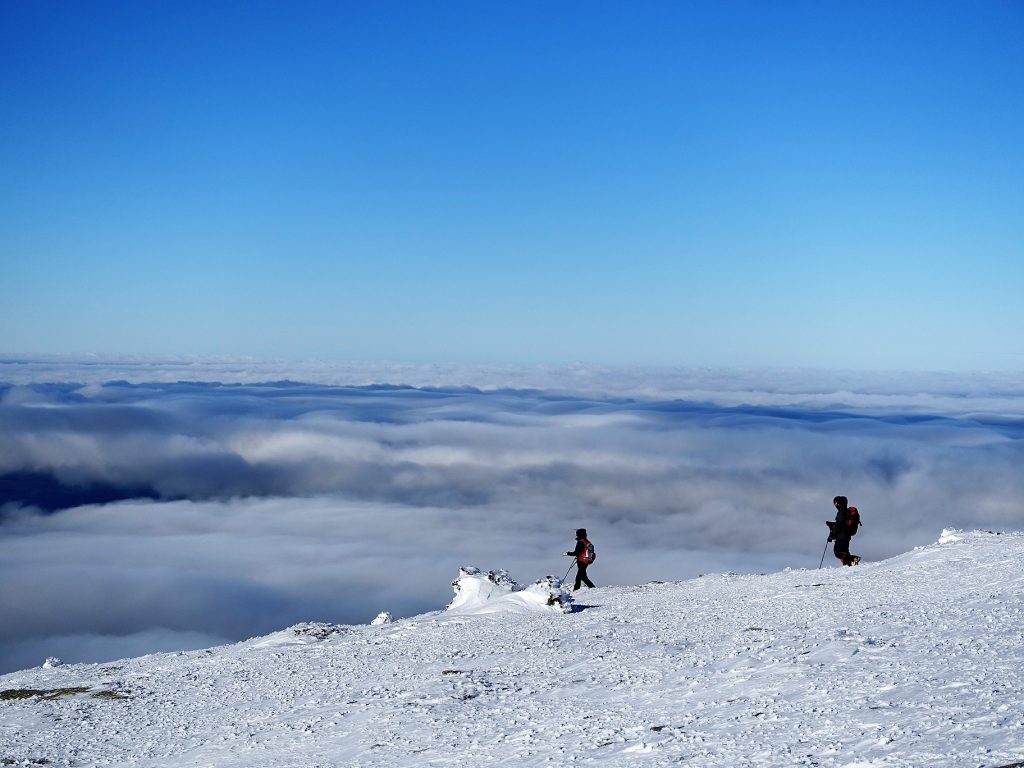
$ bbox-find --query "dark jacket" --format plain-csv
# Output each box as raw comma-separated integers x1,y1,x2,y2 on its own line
566,529,593,562
568,538,589,561
830,505,860,540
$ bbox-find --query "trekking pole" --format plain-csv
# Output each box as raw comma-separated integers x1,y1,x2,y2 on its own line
818,539,829,569
562,560,577,582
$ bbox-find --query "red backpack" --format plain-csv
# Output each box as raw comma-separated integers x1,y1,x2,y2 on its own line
579,539,596,564
846,506,862,536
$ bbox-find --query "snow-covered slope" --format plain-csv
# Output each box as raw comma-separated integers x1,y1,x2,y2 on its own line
2,530,1023,767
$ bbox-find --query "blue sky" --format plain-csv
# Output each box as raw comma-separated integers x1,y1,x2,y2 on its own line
2,1,1022,370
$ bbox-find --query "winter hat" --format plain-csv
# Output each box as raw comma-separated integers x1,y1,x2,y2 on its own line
833,495,848,507
576,528,587,538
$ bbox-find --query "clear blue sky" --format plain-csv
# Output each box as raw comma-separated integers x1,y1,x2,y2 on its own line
2,1,1022,370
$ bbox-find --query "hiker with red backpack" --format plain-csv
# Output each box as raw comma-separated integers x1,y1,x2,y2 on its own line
564,528,596,590
827,495,862,566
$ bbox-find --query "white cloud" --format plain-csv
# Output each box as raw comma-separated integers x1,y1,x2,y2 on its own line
0,359,1022,673
3,354,1024,413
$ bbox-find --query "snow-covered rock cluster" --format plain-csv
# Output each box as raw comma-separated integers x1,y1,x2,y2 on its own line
242,622,348,649
288,622,346,640
446,566,573,614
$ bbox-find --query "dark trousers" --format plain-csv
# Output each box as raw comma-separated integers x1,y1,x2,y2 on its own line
833,537,854,566
573,562,595,590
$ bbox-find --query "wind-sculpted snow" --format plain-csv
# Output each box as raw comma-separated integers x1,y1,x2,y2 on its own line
446,567,573,615
1,531,1022,767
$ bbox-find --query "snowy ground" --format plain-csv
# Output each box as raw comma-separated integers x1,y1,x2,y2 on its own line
1,530,1022,767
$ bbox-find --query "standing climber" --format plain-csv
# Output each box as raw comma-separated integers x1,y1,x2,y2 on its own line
565,528,596,590
827,495,862,566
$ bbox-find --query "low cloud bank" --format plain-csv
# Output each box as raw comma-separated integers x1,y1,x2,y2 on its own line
3,354,1024,413
1,363,1022,673
0,629,229,677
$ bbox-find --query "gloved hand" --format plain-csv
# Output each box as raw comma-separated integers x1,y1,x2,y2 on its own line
564,552,572,556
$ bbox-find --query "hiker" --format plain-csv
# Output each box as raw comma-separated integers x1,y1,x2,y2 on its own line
564,528,596,590
827,495,861,566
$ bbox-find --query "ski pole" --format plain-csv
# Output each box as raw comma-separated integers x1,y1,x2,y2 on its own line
818,539,829,569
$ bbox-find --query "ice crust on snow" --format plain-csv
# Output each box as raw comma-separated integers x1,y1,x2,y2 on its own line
446,566,573,614
2,531,1023,767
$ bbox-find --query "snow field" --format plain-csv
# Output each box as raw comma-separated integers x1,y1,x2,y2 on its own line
1,530,1022,767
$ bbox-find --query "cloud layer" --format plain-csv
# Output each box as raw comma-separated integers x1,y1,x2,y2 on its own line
1,363,1022,673
4,354,1024,413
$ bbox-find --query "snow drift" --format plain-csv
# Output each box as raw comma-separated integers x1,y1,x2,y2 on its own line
445,567,573,615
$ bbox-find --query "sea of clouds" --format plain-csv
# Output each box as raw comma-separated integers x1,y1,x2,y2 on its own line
1,356,1022,673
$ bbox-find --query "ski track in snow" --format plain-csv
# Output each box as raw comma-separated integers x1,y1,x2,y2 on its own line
2,530,1023,767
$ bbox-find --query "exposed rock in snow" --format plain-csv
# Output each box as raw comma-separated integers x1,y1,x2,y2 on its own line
244,622,347,649
371,611,393,625
289,622,346,640
446,566,572,614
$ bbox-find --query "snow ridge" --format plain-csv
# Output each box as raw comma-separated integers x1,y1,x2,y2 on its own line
1,531,1023,767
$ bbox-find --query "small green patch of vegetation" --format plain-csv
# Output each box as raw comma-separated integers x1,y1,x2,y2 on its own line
1,687,91,701
91,690,130,700
0,690,38,701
